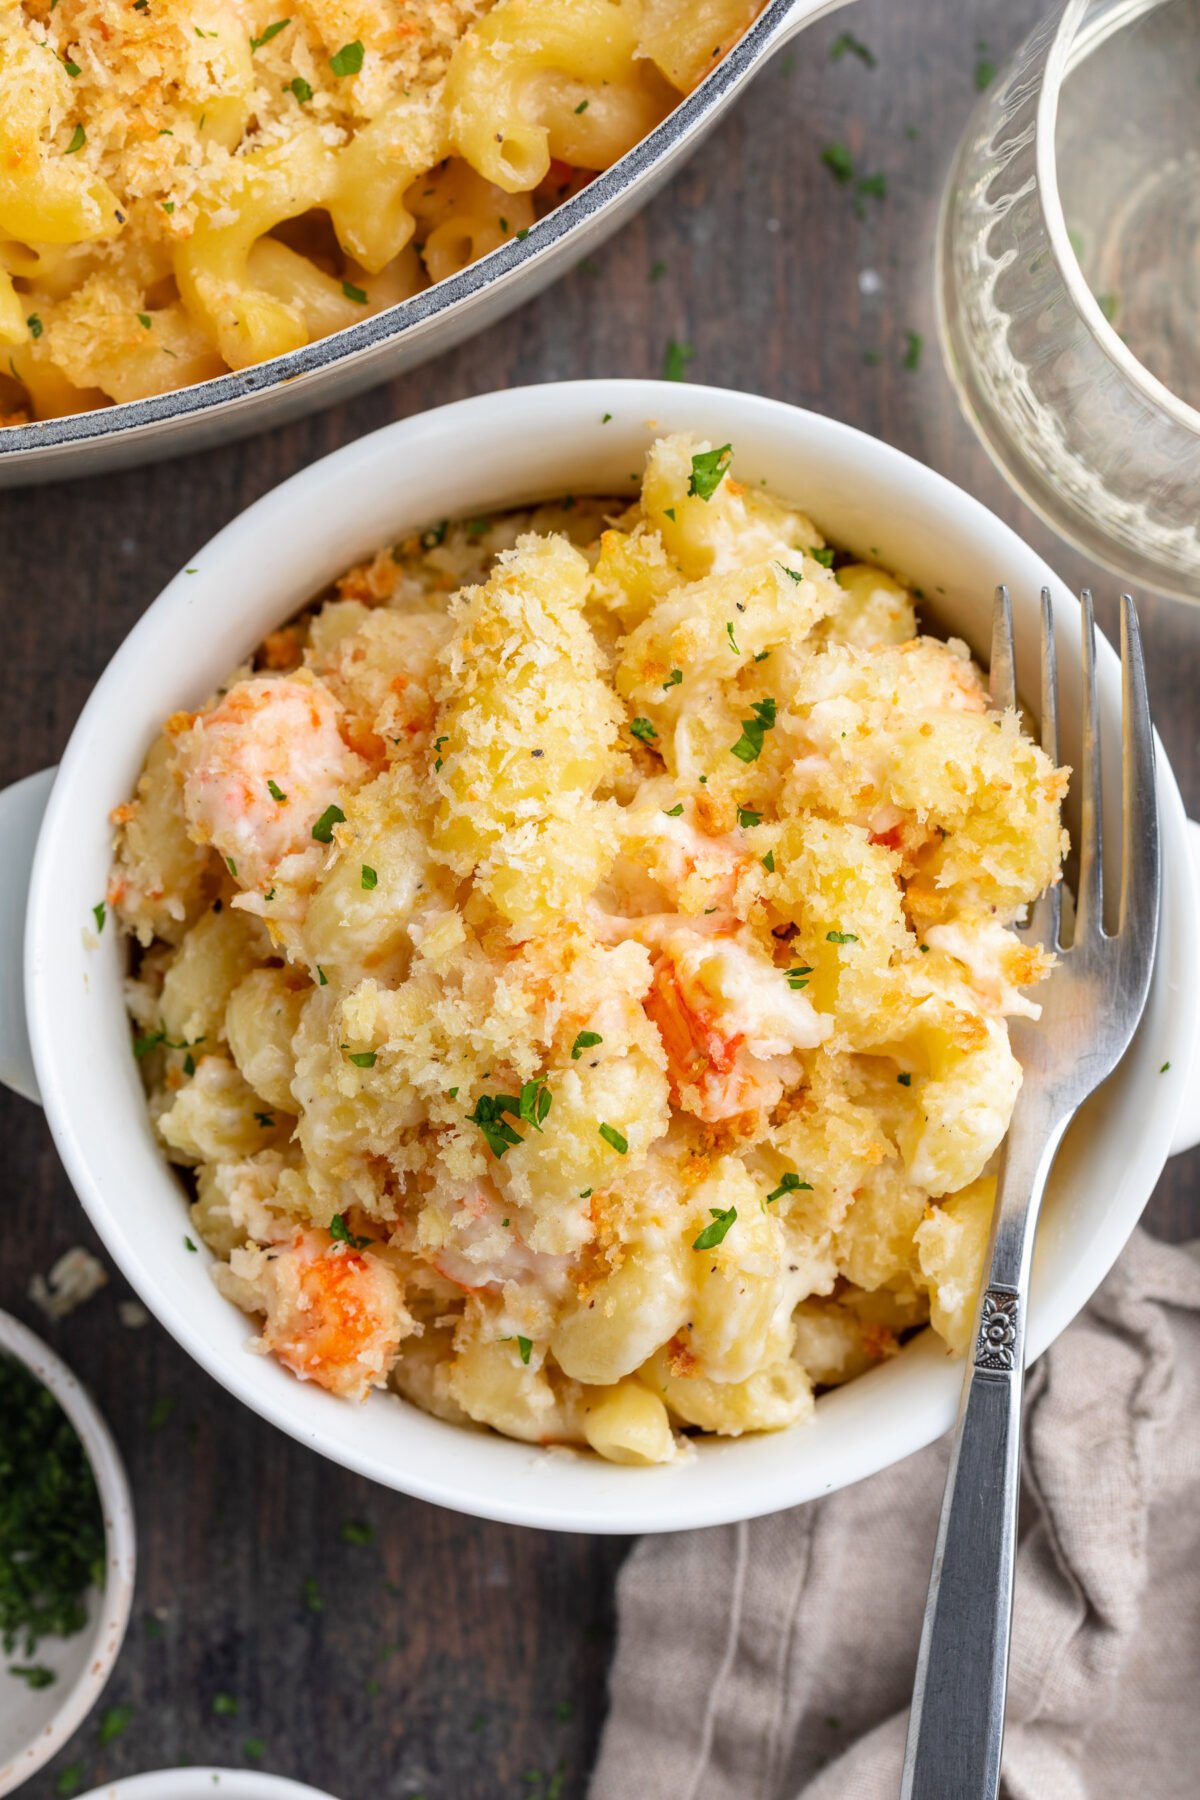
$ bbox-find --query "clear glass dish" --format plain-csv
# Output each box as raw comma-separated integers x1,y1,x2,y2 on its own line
938,0,1200,603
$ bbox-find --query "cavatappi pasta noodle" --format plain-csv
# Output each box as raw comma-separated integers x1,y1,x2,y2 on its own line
0,0,766,421
110,435,1068,1464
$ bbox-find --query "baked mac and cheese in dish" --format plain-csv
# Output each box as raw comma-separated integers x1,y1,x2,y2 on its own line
0,0,765,421
110,436,1068,1465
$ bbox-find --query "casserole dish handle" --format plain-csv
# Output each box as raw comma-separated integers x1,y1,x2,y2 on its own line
0,766,54,1104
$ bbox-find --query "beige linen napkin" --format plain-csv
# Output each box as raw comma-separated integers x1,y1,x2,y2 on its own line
590,1230,1200,1800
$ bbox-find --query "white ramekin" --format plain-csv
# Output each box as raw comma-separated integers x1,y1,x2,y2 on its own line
76,1774,339,1800
1,382,1196,1534
0,1312,136,1797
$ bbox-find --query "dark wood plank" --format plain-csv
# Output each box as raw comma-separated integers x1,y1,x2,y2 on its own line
0,1,1195,1794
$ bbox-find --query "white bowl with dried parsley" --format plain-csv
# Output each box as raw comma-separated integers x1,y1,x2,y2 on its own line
75,1773,340,1798
0,1310,135,1797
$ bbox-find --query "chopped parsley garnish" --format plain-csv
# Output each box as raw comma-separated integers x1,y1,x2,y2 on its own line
730,697,777,763
317,965,328,984
579,1188,592,1200
761,850,775,872
0,1355,105,1665
226,856,237,877
330,38,364,76
330,1213,372,1250
574,98,589,113
361,864,378,890
346,1050,377,1068
10,1663,54,1687
826,930,859,944
918,943,929,954
629,716,657,744
779,563,804,583
663,668,683,688
262,888,275,903
663,506,676,521
737,806,761,828
250,18,290,50
765,1172,812,1204
91,901,106,932
65,123,86,154
830,30,876,66
753,650,770,663
466,518,489,537
1160,1061,1171,1074
692,1205,736,1250
287,75,312,102
516,1336,533,1364
786,965,812,989
688,443,733,501
99,1703,133,1744
421,519,449,548
26,314,42,340
903,331,923,371
342,281,368,304
664,802,684,817
663,339,695,382
311,803,345,842
808,545,836,567
897,1071,912,1086
467,1083,551,1157
598,1122,627,1155
821,141,854,183
213,1691,239,1715
726,621,740,654
571,1030,602,1059
133,1028,203,1059
184,1236,198,1252
267,779,286,802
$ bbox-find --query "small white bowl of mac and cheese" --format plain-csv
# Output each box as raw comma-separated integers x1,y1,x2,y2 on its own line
2,381,1197,1533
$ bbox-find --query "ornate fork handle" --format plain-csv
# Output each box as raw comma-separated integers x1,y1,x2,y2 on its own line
900,1108,1070,1800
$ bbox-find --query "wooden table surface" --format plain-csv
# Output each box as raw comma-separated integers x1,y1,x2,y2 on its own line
3,1,1197,1794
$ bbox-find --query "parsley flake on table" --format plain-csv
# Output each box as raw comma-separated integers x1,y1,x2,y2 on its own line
688,443,733,500
663,338,694,381
303,1575,323,1613
903,330,923,371
765,1172,813,1204
250,17,290,51
571,1030,602,1059
311,803,345,842
830,30,876,67
330,38,363,76
693,1205,736,1250
821,141,854,183
339,1519,374,1546
213,1691,239,1715
98,1703,133,1744
730,697,777,762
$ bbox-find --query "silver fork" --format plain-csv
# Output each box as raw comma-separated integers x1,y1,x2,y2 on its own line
900,586,1160,1800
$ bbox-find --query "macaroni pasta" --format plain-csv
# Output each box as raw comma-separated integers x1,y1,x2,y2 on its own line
110,436,1068,1463
0,0,766,422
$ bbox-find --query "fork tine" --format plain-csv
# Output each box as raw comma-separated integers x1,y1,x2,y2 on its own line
1027,587,1062,949
1118,594,1158,940
1075,589,1103,937
990,584,1016,711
